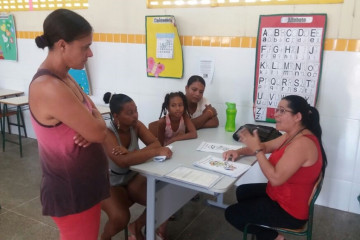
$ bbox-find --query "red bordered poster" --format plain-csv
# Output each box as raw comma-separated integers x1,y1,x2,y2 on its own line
253,14,327,122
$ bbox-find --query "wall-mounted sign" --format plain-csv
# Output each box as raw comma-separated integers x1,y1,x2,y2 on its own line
253,14,327,122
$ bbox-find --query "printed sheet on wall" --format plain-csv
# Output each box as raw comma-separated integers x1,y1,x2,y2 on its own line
0,14,17,61
253,14,327,122
145,15,183,79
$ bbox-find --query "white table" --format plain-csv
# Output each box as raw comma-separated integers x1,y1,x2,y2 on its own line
95,105,111,120
0,89,24,98
130,128,257,240
0,96,29,157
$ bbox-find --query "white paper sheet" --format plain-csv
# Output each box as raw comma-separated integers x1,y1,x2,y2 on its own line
165,166,222,188
196,141,243,153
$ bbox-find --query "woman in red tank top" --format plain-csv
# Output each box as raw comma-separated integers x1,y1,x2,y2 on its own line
223,95,327,240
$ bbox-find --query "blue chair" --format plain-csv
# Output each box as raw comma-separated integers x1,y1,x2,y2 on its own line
243,173,324,240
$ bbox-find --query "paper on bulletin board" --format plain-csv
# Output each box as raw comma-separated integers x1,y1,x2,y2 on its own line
146,15,183,78
0,14,17,61
253,14,327,122
198,59,215,84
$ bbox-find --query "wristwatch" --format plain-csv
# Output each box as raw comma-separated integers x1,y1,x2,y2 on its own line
254,149,263,155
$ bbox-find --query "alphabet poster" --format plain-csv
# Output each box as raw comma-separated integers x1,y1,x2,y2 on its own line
0,14,17,61
253,14,326,122
146,15,183,78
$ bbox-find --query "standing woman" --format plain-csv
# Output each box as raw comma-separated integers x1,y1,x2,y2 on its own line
29,9,109,240
185,75,219,129
223,95,327,240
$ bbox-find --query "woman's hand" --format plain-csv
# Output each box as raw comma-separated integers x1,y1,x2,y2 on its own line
238,128,262,153
158,147,173,159
73,133,91,147
112,145,129,156
203,104,217,118
223,150,239,161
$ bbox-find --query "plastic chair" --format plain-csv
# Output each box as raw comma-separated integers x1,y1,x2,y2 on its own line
243,173,324,240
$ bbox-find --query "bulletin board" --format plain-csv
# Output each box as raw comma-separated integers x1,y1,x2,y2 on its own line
145,15,183,79
69,68,91,95
253,14,327,122
0,14,17,61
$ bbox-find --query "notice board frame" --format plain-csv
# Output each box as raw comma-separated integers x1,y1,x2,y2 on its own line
253,14,327,122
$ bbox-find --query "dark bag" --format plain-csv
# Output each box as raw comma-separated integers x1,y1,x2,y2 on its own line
233,124,282,142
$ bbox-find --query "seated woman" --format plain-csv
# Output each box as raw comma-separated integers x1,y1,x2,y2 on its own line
223,95,327,240
101,92,172,240
185,75,219,129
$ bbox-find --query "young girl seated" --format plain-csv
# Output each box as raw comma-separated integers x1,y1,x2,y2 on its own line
101,92,172,240
157,91,197,146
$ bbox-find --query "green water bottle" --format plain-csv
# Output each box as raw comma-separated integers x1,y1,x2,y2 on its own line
225,102,237,132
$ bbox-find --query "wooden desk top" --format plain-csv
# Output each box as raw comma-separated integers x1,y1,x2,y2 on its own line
0,96,29,106
0,89,24,98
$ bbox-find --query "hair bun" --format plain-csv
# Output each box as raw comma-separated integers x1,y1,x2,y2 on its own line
35,35,49,49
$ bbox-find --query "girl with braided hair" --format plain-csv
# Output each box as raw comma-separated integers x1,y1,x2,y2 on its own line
157,91,197,146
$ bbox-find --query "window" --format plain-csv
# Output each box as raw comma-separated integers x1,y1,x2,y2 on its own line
0,0,88,12
146,0,343,8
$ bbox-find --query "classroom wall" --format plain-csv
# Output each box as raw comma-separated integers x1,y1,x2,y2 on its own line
1,0,360,214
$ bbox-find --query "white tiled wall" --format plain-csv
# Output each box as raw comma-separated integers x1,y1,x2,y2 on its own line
1,39,360,214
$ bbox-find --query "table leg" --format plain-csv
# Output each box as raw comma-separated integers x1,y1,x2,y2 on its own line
2,105,6,152
146,175,156,240
207,193,229,209
16,106,23,157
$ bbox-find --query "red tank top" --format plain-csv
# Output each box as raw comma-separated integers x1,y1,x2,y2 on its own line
266,134,322,220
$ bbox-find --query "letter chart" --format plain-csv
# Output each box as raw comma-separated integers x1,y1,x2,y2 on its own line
253,14,326,122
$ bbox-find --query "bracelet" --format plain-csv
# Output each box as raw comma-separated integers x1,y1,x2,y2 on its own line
254,149,263,155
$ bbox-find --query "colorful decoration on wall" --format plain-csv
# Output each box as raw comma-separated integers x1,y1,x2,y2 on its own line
0,14,17,61
69,68,91,95
253,14,327,122
145,15,183,79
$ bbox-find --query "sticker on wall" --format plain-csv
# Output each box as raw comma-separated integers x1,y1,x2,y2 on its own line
253,14,327,122
0,14,17,61
69,68,91,95
146,15,183,79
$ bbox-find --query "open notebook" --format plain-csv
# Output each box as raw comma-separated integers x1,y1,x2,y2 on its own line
193,155,251,178
165,166,222,189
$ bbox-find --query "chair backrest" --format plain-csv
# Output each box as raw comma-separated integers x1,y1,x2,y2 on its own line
148,120,159,138
306,172,324,235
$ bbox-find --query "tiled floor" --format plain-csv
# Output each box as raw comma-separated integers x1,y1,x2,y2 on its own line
1,134,360,240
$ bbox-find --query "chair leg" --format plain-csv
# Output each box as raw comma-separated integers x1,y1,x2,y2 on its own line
124,226,128,240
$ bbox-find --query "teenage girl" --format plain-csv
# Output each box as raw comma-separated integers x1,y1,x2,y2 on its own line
157,91,197,146
185,75,219,129
101,92,172,240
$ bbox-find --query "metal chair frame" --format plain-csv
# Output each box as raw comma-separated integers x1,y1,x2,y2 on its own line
243,173,324,240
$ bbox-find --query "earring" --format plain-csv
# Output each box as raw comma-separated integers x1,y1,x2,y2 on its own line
117,121,120,130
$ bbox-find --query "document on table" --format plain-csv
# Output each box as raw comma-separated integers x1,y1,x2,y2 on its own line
193,155,251,178
196,141,243,153
165,166,222,189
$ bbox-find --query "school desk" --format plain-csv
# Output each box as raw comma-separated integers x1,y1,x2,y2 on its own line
130,127,257,240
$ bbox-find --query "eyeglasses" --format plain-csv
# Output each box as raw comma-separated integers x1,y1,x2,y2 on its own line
275,108,294,115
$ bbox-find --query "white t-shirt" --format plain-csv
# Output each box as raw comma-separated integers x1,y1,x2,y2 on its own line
189,97,210,119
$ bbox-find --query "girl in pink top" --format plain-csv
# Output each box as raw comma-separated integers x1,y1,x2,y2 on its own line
157,91,197,146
